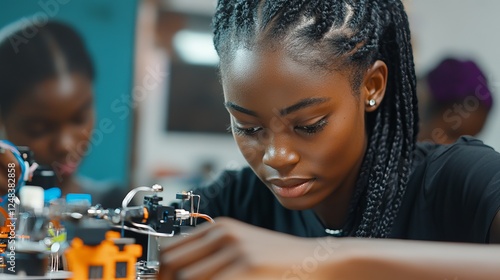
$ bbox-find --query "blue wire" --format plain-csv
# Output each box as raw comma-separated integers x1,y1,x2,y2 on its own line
12,152,26,189
0,140,27,206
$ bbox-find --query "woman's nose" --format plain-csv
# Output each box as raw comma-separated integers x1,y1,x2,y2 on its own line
53,128,77,156
262,135,300,171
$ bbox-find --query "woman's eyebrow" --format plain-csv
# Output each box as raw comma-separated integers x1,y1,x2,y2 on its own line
225,97,330,118
279,97,330,116
224,102,257,116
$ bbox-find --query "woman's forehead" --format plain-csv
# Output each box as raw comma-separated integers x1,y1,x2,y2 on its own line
221,46,356,96
10,74,93,115
220,47,358,110
223,47,330,81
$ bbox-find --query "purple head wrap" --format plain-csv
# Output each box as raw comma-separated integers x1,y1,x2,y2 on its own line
426,58,493,110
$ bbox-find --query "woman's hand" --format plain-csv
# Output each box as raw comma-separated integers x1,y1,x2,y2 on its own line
158,217,500,280
158,217,338,280
0,148,22,196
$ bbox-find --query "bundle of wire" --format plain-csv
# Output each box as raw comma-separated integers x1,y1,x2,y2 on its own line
117,186,214,238
118,185,175,238
0,140,38,206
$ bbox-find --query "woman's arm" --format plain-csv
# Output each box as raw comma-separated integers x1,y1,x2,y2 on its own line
159,218,500,280
323,236,500,280
490,210,500,243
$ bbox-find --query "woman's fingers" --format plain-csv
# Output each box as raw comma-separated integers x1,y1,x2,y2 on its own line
176,246,243,280
158,218,301,280
161,220,219,254
159,225,238,280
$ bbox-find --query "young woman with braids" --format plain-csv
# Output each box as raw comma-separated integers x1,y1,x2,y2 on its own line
0,20,125,208
160,0,500,279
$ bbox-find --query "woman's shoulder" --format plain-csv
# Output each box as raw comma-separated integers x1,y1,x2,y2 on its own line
400,136,500,242
414,136,498,168
408,136,500,217
412,136,500,191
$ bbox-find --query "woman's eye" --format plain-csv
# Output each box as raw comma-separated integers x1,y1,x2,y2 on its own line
25,126,50,139
231,125,262,136
73,113,89,125
72,106,93,125
295,117,328,135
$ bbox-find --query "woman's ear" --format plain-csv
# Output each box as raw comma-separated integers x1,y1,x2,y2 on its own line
361,60,388,112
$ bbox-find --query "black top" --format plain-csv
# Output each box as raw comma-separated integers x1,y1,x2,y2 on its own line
190,136,500,243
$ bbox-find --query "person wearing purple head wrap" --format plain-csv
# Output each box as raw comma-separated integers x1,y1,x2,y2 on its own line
418,57,494,144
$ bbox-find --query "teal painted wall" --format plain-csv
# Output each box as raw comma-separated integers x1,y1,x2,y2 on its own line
1,0,138,187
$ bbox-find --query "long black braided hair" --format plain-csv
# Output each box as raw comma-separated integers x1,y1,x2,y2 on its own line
213,0,418,238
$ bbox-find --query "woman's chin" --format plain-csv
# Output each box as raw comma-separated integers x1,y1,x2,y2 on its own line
275,196,317,211
51,162,80,178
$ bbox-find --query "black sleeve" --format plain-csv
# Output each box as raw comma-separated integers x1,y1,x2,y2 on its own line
188,169,239,219
426,137,500,242
186,168,269,219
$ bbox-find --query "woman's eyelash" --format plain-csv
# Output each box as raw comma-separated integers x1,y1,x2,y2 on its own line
231,125,262,136
230,117,328,136
295,118,328,134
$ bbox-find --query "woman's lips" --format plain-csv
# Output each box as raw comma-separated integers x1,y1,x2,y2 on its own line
56,162,80,176
268,178,315,198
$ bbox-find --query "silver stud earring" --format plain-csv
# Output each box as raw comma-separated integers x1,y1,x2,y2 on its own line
368,99,376,107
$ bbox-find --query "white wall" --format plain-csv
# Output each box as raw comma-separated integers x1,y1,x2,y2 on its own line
132,1,246,194
133,49,246,192
408,0,500,150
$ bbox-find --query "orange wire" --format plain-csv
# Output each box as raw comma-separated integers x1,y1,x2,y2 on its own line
190,213,215,223
0,207,12,227
142,207,149,223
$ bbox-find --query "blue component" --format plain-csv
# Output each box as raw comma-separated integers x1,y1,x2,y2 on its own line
0,140,26,206
66,193,92,205
44,187,62,203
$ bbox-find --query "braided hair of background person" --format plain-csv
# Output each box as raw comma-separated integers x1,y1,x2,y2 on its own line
0,20,94,118
213,0,418,238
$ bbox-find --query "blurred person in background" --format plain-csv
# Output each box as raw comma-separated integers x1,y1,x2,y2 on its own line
417,57,494,144
0,20,124,208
